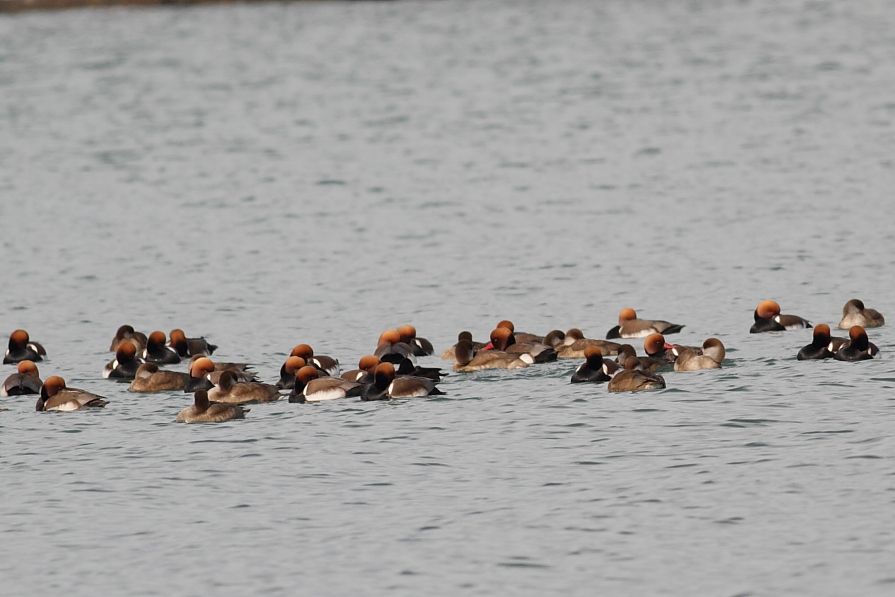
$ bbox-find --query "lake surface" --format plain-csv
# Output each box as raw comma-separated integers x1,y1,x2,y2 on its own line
2,0,895,594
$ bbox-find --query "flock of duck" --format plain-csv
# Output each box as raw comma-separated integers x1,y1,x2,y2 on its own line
1,298,884,423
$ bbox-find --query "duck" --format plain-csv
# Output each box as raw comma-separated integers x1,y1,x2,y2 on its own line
102,342,144,380
373,329,417,364
673,339,725,371
175,390,247,423
614,344,660,372
607,358,667,393
642,333,674,369
440,331,486,362
276,356,308,389
362,362,444,401
489,327,556,363
495,320,544,344
453,340,533,372
838,299,884,329
833,326,879,361
207,370,280,405
556,328,622,358
542,329,567,349
397,324,435,356
168,329,217,358
128,363,189,393
395,356,446,381
141,331,181,365
341,355,381,383
796,325,844,360
35,376,108,411
108,325,147,353
188,355,255,376
289,366,364,403
289,344,340,376
606,308,684,339
749,300,811,333
185,357,217,392
2,360,42,396
4,329,46,364
570,347,617,383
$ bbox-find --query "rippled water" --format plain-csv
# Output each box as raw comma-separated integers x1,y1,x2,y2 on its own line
2,0,895,594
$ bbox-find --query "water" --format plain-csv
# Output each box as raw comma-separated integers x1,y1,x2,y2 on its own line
2,0,895,594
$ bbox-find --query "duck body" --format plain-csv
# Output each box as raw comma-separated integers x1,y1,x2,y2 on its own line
452,341,533,372
607,358,667,392
750,300,811,333
4,329,46,364
36,376,108,411
606,309,684,339
168,329,218,358
570,348,617,383
142,331,181,365
838,299,884,329
207,371,279,405
2,361,42,396
361,363,444,400
833,326,879,361
176,390,247,423
128,363,189,393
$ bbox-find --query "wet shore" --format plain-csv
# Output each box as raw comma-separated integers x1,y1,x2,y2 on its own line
0,0,305,12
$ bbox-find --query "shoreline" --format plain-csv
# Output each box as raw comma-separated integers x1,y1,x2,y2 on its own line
0,0,311,12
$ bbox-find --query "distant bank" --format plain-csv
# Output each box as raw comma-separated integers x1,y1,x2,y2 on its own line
0,0,321,12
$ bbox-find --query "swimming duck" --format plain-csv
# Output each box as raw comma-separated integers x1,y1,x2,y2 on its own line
833,326,879,361
341,355,381,383
4,329,46,364
796,325,843,360
185,357,217,392
276,356,308,389
109,325,147,353
2,360,42,396
749,300,811,333
838,299,884,329
35,376,108,411
168,329,218,358
290,344,340,376
102,342,145,380
673,339,725,371
289,366,364,403
362,362,444,401
128,363,189,393
606,308,684,339
642,333,675,368
556,328,622,358
607,358,667,393
614,344,659,372
495,320,544,344
141,331,181,365
175,390,247,423
440,331,486,362
397,324,435,356
207,370,280,405
453,340,533,372
395,356,446,381
373,330,417,364
570,347,617,383
489,327,556,363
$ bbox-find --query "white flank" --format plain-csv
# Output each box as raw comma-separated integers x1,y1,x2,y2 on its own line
304,388,344,402
51,402,81,412
520,354,534,364
622,330,652,339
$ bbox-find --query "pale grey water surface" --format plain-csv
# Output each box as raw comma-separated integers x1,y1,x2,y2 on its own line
2,0,895,595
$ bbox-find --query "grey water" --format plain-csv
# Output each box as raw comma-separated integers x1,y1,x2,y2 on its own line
2,0,895,594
